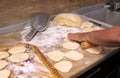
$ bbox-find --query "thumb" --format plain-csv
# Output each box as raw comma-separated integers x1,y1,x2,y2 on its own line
68,33,88,42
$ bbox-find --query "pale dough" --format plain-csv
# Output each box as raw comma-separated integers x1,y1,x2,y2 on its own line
8,46,26,54
54,60,73,72
53,13,83,27
0,70,10,78
65,51,84,61
47,50,64,61
62,42,80,50
0,60,8,70
63,37,71,42
81,21,94,28
7,53,29,62
0,51,9,59
85,46,102,54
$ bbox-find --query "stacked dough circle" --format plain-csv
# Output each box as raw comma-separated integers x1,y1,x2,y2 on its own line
54,61,73,72
47,50,64,61
53,13,83,27
0,60,8,70
65,51,84,61
0,70,10,78
0,51,9,59
8,46,26,54
62,41,80,50
7,53,29,62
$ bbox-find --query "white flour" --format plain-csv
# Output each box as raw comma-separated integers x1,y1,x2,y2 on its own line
21,22,81,52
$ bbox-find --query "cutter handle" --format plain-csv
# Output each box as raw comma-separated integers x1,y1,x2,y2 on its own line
81,42,97,49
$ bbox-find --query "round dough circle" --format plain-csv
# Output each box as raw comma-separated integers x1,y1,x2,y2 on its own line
62,42,80,50
81,21,93,28
53,13,83,27
7,53,29,62
47,50,64,61
0,70,10,78
0,51,9,59
65,51,84,61
0,60,8,70
54,61,73,72
8,46,26,54
85,46,102,54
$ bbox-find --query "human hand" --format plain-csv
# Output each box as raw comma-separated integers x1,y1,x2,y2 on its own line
68,26,120,47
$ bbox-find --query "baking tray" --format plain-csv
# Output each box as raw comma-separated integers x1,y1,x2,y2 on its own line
0,14,119,78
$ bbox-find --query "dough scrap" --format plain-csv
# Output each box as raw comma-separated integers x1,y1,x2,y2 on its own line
65,51,84,61
0,60,8,70
0,70,10,78
85,46,102,54
7,53,29,62
8,46,26,54
53,13,83,27
63,38,71,42
62,42,80,50
81,21,94,28
0,51,9,59
54,61,73,72
47,50,64,61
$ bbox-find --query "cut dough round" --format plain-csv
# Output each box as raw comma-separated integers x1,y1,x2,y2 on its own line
54,61,73,72
7,53,29,62
47,50,64,61
0,51,9,59
0,60,8,70
85,46,102,54
63,37,71,42
65,51,84,61
0,70,10,78
81,21,94,28
53,13,83,27
8,46,26,54
62,42,80,50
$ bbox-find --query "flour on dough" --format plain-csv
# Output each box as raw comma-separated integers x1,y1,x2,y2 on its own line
0,60,8,70
85,46,103,54
0,70,10,78
0,51,9,59
65,51,84,61
7,53,29,62
62,42,80,50
54,60,73,72
47,50,64,61
8,46,26,54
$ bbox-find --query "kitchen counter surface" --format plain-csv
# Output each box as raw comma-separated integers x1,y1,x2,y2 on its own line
0,3,120,78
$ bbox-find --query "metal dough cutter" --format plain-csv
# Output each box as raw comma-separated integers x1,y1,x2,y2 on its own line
25,13,51,41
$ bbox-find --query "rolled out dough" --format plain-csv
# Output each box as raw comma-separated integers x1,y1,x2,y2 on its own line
62,42,80,50
47,50,64,61
85,46,102,54
8,46,26,54
0,60,8,70
7,53,29,62
0,51,9,59
65,51,84,61
54,60,73,72
0,70,10,78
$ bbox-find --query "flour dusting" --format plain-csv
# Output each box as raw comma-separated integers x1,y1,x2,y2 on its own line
21,22,81,51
